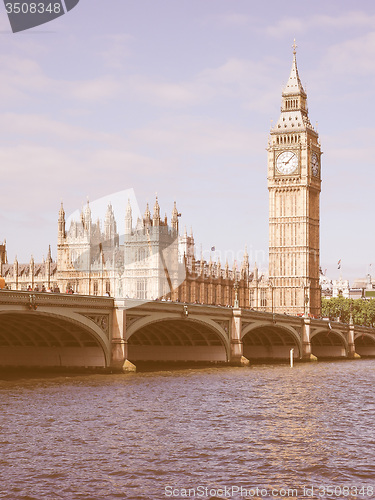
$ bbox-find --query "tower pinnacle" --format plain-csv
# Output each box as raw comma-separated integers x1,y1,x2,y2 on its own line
292,38,297,56
171,201,179,232
283,45,305,97
58,201,66,241
153,195,160,226
144,203,151,227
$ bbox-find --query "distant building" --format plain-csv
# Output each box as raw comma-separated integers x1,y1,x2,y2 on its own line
320,272,375,301
1,247,57,292
351,274,374,299
332,277,350,299
320,271,333,298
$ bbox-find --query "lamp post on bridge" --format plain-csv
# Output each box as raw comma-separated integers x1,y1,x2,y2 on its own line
268,278,274,314
230,277,249,366
301,279,311,317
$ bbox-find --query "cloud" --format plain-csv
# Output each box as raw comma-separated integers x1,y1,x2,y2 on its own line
0,54,51,102
112,57,280,111
197,58,280,112
67,75,123,101
97,33,135,70
55,56,279,110
0,52,121,105
265,11,375,40
0,113,113,143
265,17,305,38
125,75,200,106
0,34,280,112
313,11,375,30
128,114,263,156
0,137,166,213
323,32,375,77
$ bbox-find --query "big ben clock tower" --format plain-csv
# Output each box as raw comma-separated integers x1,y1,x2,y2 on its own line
268,42,321,316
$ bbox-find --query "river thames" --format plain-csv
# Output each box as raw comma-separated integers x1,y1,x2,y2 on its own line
0,360,374,500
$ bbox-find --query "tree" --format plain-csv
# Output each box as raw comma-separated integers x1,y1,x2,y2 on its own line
321,297,375,326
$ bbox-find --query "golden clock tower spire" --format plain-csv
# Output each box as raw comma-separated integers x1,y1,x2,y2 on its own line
267,43,321,316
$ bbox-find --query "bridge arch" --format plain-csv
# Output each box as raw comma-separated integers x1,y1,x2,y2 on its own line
354,332,375,357
310,328,348,358
127,315,230,363
241,321,302,361
0,310,111,368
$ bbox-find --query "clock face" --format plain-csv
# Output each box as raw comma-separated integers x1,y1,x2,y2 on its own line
276,151,298,175
311,152,319,176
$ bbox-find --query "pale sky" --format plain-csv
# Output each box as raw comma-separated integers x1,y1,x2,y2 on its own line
1,0,374,282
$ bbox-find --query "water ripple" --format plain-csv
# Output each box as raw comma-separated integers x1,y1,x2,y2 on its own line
0,361,374,499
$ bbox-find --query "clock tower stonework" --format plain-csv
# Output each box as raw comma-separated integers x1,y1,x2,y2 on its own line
267,45,321,316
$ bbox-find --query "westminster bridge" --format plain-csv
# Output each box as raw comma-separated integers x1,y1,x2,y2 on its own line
0,291,374,370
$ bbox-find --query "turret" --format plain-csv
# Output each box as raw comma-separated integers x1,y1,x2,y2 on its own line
144,203,151,228
125,199,132,235
58,202,66,242
84,200,92,233
233,260,238,281
241,246,249,280
171,201,179,232
208,255,213,276
136,217,144,232
253,262,259,283
153,196,160,227
217,257,221,278
225,260,229,279
104,203,117,242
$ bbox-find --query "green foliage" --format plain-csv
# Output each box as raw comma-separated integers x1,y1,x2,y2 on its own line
321,297,375,327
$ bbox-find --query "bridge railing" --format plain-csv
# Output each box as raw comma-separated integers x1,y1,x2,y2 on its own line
0,289,114,308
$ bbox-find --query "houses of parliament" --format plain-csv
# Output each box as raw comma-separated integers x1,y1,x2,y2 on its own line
0,47,322,317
